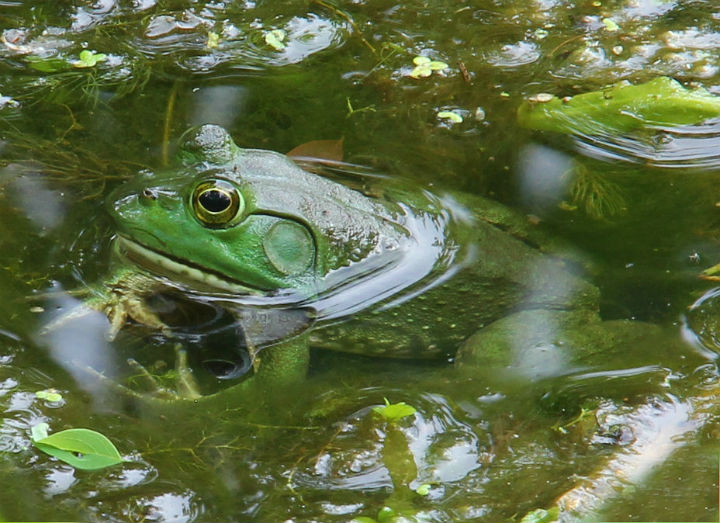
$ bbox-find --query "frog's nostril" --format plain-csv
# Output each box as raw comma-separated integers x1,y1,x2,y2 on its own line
142,188,158,201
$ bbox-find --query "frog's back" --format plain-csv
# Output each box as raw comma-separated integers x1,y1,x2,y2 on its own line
310,191,599,359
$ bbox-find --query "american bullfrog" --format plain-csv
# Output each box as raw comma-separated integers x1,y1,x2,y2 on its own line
65,124,668,402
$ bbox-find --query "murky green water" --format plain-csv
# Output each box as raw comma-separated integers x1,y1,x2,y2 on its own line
3,1,720,521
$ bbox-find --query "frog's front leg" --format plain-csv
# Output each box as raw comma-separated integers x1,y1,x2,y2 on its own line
42,266,170,340
251,334,311,389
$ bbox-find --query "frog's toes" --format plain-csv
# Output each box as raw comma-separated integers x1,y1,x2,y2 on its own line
124,295,170,334
84,291,170,340
102,301,129,341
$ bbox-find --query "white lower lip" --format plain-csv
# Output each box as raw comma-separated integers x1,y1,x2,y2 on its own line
115,235,264,296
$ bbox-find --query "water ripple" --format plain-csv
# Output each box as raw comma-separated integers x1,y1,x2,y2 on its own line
572,119,720,169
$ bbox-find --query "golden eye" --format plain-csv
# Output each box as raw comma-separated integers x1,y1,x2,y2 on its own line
192,180,244,227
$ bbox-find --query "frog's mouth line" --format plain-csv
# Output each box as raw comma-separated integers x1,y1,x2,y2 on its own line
114,235,268,296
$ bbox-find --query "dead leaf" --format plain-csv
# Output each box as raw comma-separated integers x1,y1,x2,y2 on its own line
287,137,344,163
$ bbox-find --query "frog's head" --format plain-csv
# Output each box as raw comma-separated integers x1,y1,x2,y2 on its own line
108,125,405,301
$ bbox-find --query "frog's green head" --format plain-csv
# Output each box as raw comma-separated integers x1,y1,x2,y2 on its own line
108,125,405,299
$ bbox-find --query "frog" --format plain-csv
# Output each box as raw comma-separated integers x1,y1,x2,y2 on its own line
57,124,675,404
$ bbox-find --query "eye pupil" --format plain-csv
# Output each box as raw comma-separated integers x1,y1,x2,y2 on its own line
192,179,245,228
199,189,231,213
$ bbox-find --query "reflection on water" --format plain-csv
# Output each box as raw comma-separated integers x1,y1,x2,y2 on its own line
555,396,698,522
136,491,199,523
574,119,720,169
43,467,76,497
485,40,540,68
684,286,720,357
290,388,486,496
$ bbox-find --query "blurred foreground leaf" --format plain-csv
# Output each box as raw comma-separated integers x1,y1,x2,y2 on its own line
518,77,720,135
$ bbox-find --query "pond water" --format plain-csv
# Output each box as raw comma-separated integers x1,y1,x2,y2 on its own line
2,1,720,521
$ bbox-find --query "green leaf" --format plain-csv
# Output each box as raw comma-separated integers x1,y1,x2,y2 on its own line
377,506,396,523
30,423,49,442
409,55,448,79
415,483,431,495
35,389,63,402
73,50,107,68
373,398,417,421
410,63,432,78
351,518,379,523
32,428,124,470
602,18,620,31
206,31,220,49
520,507,560,523
438,110,463,123
265,29,286,51
518,77,720,136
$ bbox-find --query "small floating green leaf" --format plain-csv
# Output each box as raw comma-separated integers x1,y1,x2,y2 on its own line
438,110,463,123
30,422,50,442
602,18,620,31
518,76,720,136
265,29,286,51
206,31,220,49
376,506,396,523
409,55,448,79
32,427,123,470
35,389,63,402
373,398,417,421
73,50,107,68
415,483,432,495
520,507,560,523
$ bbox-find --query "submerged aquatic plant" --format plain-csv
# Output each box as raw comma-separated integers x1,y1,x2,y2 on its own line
0,125,145,199
565,162,626,220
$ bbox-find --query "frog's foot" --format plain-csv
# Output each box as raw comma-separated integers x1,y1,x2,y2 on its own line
41,270,170,340
81,344,202,401
40,290,170,340
96,291,170,340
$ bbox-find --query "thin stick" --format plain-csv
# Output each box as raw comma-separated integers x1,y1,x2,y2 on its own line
162,81,179,166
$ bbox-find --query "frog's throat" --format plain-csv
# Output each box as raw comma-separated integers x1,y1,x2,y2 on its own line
114,235,267,296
